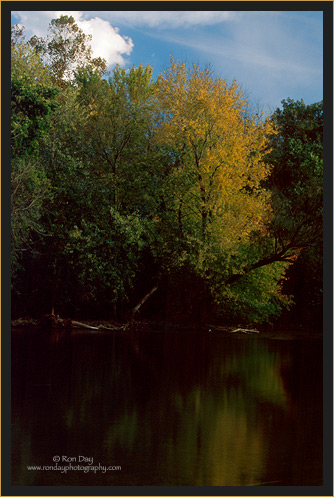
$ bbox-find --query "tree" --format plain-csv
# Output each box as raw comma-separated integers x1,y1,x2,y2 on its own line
12,18,320,325
64,64,160,315
74,63,159,214
19,63,160,317
265,99,323,327
150,59,290,322
267,98,323,253
29,15,107,87
11,26,58,293
11,25,59,157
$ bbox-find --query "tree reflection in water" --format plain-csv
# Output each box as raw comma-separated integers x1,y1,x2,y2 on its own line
11,329,322,486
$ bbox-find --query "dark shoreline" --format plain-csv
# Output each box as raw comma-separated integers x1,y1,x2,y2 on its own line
11,316,323,340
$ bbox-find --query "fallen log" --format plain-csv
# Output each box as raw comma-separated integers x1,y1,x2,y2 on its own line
97,323,125,331
71,320,100,330
11,318,38,327
12,316,117,331
230,328,259,334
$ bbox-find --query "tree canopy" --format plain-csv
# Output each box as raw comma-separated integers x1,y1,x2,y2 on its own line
10,18,323,328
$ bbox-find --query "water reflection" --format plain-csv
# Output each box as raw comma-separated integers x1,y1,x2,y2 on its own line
11,329,322,486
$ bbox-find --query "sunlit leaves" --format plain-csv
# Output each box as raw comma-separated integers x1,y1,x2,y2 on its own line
155,59,274,275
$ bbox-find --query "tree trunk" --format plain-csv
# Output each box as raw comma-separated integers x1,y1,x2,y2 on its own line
131,286,158,320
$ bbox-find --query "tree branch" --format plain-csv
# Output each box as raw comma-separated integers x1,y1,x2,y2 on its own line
224,250,295,286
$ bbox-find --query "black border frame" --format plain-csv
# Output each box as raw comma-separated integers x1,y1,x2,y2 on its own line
2,2,333,496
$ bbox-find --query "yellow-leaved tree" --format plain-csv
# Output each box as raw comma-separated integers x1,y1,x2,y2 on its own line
153,59,289,322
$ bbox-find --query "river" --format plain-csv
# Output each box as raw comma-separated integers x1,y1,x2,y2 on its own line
11,327,322,487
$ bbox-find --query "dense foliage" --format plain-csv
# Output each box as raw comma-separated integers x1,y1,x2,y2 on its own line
11,17,323,327
265,99,323,327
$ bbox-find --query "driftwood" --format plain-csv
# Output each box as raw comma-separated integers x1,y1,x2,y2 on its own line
71,320,99,330
12,287,159,332
11,318,39,327
97,323,126,331
67,320,124,331
11,315,130,331
230,328,259,334
11,316,98,330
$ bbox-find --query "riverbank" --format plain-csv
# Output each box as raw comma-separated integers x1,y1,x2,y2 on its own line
11,315,322,340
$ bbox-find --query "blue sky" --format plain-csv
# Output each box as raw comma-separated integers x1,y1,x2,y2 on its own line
12,10,323,113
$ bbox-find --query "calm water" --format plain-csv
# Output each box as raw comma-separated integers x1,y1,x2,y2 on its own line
11,328,323,487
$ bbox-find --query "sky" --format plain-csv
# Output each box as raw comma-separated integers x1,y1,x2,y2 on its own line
11,9,323,113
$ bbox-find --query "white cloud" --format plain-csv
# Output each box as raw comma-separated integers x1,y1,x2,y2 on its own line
139,10,321,110
12,10,237,67
151,11,322,83
13,11,134,66
13,10,59,37
11,10,323,109
73,14,133,65
12,10,238,65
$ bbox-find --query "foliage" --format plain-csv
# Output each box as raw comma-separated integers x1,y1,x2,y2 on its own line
74,63,159,217
267,98,323,252
18,64,160,316
265,98,323,326
11,27,59,157
153,59,288,319
10,20,323,325
216,261,292,324
11,158,51,278
29,15,107,87
11,27,57,289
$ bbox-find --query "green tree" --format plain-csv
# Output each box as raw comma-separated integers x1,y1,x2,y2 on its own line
29,15,107,87
267,98,323,252
74,63,159,215
11,26,58,290
63,64,160,315
265,98,323,327
24,63,159,317
11,17,106,316
11,25,59,157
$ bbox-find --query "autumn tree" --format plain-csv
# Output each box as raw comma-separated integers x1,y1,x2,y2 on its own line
152,59,289,322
